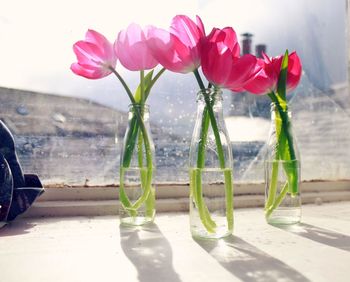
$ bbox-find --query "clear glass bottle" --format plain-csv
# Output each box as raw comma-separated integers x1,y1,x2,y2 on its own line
119,104,155,226
189,88,234,239
265,102,301,225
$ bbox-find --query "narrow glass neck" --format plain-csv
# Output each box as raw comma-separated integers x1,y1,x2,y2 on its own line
197,88,223,109
270,102,291,121
128,104,150,122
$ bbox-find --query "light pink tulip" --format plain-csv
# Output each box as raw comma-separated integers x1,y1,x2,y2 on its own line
201,27,258,90
115,23,158,71
244,52,302,95
71,29,116,79
147,15,205,73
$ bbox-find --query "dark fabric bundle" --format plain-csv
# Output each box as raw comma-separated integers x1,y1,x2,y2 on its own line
0,121,44,227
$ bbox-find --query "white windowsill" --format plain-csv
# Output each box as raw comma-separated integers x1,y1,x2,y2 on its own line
23,180,350,218
1,202,349,282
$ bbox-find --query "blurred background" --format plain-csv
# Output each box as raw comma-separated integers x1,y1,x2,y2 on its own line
0,0,349,185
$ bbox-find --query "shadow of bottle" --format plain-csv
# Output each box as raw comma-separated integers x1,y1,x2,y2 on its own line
120,223,181,282
194,235,311,282
274,223,350,252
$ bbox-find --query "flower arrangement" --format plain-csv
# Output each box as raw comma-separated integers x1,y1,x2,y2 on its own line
71,28,165,224
243,50,302,222
147,15,258,237
71,14,302,231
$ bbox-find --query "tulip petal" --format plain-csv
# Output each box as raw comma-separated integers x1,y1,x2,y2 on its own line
71,29,116,79
85,29,114,58
147,27,196,73
226,54,257,89
201,42,233,87
115,23,158,71
73,41,105,67
71,63,110,79
286,51,302,91
201,26,249,88
147,15,204,73
170,15,203,48
243,51,302,95
243,69,275,95
196,15,205,36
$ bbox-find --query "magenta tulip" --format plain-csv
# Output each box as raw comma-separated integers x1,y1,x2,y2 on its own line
244,52,302,95
115,23,158,71
147,15,205,73
71,29,116,79
201,27,258,91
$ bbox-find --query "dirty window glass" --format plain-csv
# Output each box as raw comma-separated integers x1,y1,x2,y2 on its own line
0,0,349,186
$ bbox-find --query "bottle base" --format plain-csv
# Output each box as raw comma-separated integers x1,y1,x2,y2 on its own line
119,208,155,226
266,207,301,225
191,226,232,240
120,216,154,226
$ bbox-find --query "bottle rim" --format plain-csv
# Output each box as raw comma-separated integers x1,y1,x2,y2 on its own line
270,101,289,112
196,88,223,101
128,103,150,109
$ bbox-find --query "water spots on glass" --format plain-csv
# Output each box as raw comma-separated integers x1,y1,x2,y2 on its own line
52,113,66,123
16,105,29,116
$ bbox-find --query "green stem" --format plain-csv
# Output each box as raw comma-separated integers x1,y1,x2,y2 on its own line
122,115,139,167
196,106,210,168
266,181,289,219
267,92,296,160
269,93,299,195
265,92,299,219
192,69,233,233
111,68,153,216
140,70,145,104
119,167,137,216
137,127,145,181
224,169,233,231
265,161,279,211
192,70,216,231
130,113,152,211
137,111,154,217
109,67,135,104
193,168,216,233
204,95,225,168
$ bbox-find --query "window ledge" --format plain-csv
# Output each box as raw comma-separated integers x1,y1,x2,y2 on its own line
1,202,350,282
22,180,350,218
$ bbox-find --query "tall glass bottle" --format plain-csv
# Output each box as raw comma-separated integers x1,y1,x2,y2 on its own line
189,88,234,239
265,102,301,225
119,104,155,226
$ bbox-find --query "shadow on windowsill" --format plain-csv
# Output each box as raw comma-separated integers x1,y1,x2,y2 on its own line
194,235,311,282
0,220,36,237
274,223,350,252
120,223,182,282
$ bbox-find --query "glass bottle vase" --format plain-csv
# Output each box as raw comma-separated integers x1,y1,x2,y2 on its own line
265,102,301,225
189,88,234,239
119,104,155,226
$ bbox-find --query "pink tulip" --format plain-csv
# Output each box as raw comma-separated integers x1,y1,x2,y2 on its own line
71,29,116,79
115,23,158,71
201,27,258,90
147,15,205,73
244,51,302,95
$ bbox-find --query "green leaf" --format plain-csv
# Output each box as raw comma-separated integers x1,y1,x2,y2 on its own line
134,70,154,103
122,114,139,167
276,50,289,106
145,68,166,101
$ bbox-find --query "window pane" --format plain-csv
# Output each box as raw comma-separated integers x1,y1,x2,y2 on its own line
0,0,349,186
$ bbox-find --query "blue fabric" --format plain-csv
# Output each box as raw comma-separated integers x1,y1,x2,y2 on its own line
0,120,44,226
